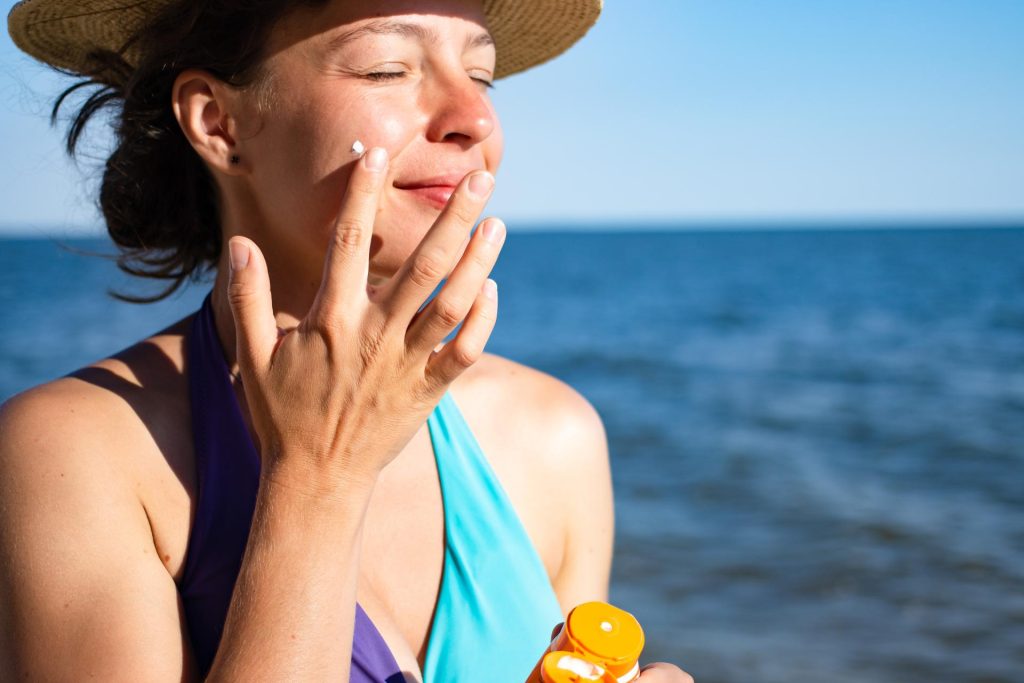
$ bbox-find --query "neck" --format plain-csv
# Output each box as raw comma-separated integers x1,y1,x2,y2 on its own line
208,181,334,372
208,248,325,375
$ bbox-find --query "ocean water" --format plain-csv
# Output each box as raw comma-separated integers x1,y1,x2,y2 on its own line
1,227,1023,682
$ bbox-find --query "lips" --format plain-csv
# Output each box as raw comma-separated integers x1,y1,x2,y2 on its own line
394,172,478,209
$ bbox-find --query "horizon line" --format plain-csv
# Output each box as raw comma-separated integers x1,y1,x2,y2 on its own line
1,214,1022,238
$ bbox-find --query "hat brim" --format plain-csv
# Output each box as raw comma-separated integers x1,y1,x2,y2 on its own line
8,0,602,80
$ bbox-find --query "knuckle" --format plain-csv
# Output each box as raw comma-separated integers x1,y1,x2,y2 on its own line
310,297,359,335
310,316,339,344
333,220,365,253
449,341,480,369
432,297,466,328
408,250,447,288
227,279,253,308
311,306,341,332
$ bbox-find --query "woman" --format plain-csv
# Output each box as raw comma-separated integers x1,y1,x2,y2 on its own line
2,0,692,680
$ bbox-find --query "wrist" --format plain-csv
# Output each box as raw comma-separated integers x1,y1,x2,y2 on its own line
259,456,379,511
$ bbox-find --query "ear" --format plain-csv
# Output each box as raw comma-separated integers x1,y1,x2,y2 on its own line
172,69,244,175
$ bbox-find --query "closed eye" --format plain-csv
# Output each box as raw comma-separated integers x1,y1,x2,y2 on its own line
363,71,492,89
365,71,406,81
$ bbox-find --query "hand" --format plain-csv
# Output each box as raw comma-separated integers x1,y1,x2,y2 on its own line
225,147,505,493
637,662,694,683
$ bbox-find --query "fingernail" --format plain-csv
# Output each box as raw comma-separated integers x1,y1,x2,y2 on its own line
365,147,388,171
484,278,498,299
229,240,250,272
481,219,505,245
468,171,494,198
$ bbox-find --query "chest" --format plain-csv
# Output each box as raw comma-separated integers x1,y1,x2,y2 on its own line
138,395,564,680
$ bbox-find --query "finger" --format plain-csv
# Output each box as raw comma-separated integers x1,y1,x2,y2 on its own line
226,236,278,374
405,217,505,356
424,278,497,389
309,147,389,324
638,663,694,683
383,170,494,322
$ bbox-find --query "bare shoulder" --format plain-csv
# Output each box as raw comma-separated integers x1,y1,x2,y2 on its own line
0,316,193,480
450,353,614,608
0,317,194,566
0,366,162,572
453,352,608,464
0,315,195,552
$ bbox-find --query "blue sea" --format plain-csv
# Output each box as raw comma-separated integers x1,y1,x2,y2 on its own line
2,227,1022,683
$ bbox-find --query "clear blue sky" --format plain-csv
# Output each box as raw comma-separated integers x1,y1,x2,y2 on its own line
1,0,1022,235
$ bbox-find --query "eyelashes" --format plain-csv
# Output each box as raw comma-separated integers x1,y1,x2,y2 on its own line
364,71,405,81
363,71,494,89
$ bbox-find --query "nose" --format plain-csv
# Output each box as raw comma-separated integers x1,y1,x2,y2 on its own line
423,73,496,147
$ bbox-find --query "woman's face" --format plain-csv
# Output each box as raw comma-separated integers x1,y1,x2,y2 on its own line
235,0,502,283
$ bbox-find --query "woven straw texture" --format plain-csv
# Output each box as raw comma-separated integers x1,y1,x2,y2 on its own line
8,0,601,79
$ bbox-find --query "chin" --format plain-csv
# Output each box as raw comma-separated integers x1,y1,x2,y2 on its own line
369,204,449,280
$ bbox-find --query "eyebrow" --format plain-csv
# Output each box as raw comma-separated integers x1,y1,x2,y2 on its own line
324,18,495,55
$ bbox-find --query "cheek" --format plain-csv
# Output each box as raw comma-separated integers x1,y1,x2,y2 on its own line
344,111,411,160
484,121,504,174
249,92,419,241
290,94,415,178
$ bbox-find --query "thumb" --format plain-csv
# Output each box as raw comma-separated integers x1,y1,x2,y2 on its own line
226,236,277,374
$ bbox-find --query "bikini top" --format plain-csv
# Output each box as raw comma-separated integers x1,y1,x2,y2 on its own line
181,293,564,681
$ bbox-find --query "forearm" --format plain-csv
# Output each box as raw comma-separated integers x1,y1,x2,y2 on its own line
206,463,377,682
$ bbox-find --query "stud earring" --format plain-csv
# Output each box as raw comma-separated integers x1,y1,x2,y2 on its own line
229,154,240,165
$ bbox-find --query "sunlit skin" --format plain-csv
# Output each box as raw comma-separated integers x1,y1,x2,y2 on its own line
0,0,692,681
182,0,503,328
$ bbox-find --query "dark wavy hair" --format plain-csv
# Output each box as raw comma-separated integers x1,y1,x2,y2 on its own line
54,0,325,302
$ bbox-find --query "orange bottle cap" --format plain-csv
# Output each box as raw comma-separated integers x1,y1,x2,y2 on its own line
564,602,645,678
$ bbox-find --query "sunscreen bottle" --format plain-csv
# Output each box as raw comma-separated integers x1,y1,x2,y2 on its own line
526,602,645,683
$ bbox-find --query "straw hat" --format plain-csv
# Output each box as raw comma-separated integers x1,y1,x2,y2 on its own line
8,0,602,80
